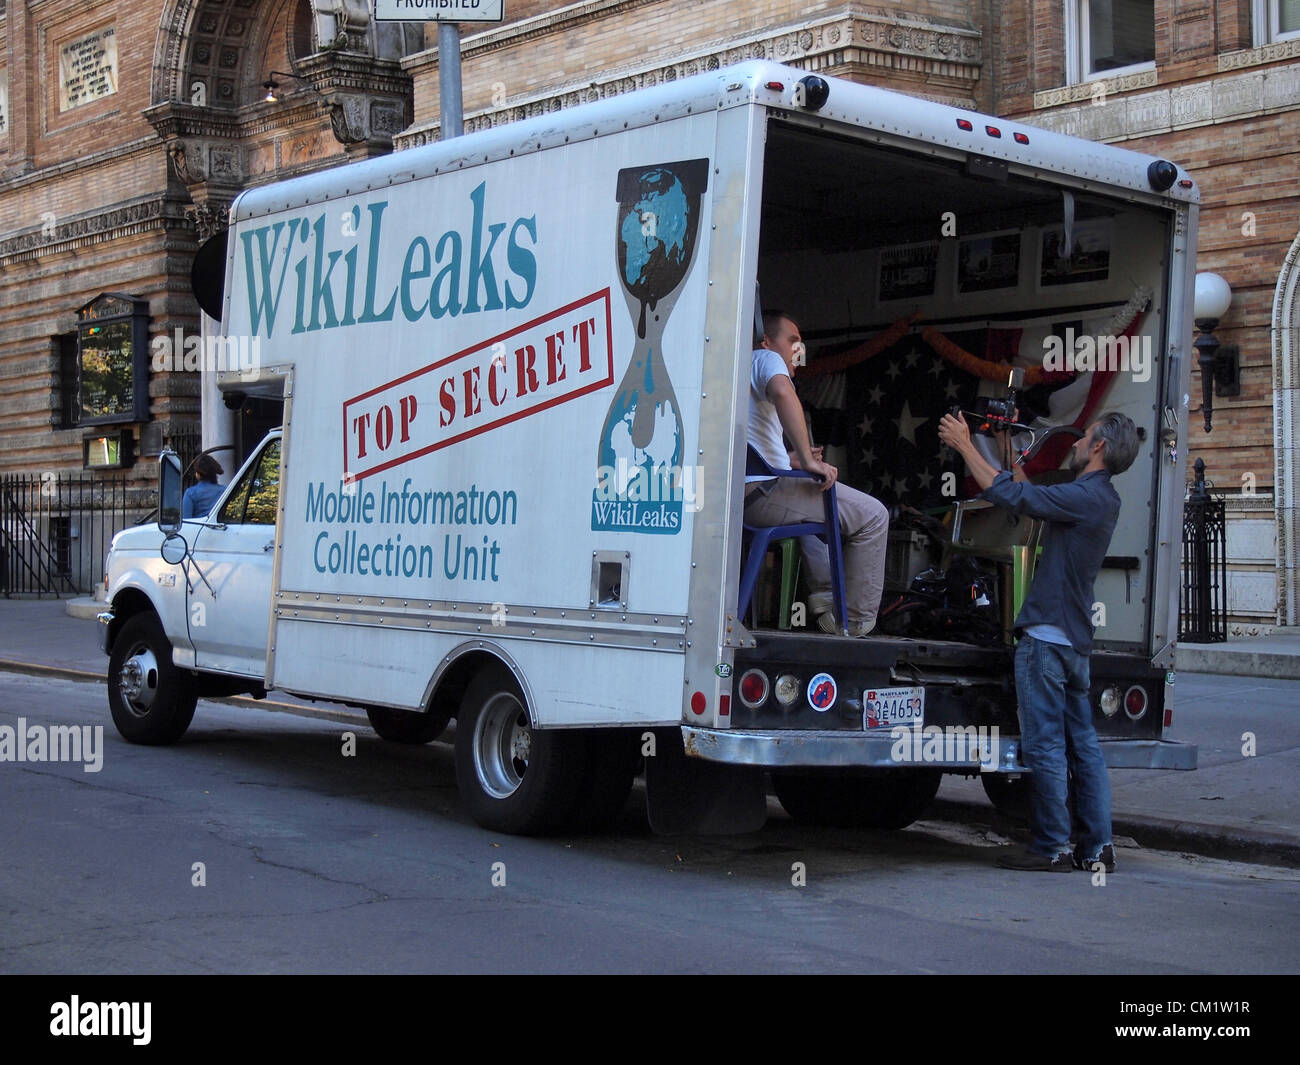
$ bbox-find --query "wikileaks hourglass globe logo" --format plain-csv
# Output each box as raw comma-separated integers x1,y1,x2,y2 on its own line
592,159,709,533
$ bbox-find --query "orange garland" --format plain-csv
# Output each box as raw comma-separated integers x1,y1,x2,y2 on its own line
920,326,1052,387
801,312,922,376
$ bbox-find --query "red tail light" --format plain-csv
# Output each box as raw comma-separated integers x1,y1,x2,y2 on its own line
738,669,769,709
1124,685,1148,720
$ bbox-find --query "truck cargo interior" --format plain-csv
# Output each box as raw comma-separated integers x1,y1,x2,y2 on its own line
751,119,1170,653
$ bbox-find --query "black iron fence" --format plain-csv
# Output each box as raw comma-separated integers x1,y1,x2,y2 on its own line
0,471,154,597
1179,457,1228,643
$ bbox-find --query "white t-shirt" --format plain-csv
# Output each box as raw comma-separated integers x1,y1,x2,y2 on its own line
748,347,790,483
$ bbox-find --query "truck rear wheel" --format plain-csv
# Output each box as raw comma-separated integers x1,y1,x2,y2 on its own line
982,772,1080,831
980,773,1028,822
107,613,197,745
773,768,942,830
366,705,448,744
568,729,641,832
454,664,587,835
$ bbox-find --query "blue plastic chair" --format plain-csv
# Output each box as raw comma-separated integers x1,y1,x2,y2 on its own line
738,446,848,634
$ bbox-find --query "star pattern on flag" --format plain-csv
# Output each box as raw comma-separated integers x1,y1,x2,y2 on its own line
836,332,989,508
896,400,927,446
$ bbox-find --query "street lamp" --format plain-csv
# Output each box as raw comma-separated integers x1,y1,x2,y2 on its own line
262,71,313,104
1193,272,1235,433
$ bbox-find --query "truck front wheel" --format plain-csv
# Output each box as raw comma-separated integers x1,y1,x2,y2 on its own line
107,613,197,745
454,664,587,835
773,768,942,830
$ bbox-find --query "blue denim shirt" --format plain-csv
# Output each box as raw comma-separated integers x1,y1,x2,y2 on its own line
183,480,224,519
980,469,1120,655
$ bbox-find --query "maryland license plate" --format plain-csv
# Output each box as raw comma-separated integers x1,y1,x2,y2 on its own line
863,686,924,730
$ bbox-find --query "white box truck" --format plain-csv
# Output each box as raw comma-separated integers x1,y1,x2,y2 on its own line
101,60,1198,834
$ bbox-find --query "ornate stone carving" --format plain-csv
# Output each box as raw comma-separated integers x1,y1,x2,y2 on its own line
398,13,982,150
1033,69,1158,109
0,199,185,262
184,200,230,241
329,99,367,144
1220,36,1300,71
168,142,199,185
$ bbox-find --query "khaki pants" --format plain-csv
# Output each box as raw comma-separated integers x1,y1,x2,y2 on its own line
744,477,889,627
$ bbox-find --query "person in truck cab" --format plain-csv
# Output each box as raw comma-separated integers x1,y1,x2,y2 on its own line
745,310,890,637
182,454,225,519
938,408,1140,873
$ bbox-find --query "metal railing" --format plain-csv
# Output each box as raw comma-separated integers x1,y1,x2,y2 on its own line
1179,458,1227,643
0,471,153,597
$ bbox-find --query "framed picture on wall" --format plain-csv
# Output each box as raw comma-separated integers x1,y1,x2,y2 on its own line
956,231,1021,293
878,241,939,302
1039,219,1112,287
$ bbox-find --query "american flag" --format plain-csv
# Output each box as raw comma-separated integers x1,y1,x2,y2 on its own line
800,328,1015,509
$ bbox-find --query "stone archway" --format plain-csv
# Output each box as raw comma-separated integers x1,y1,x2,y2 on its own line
1272,229,1300,625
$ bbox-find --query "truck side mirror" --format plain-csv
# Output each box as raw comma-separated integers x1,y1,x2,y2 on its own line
161,533,188,565
158,450,183,535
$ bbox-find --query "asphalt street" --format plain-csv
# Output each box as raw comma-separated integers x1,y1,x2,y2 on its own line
2,671,1296,974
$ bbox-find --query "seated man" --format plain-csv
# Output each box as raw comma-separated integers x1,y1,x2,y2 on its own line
745,310,889,636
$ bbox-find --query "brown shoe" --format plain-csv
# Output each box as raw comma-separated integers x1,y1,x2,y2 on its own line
996,847,1072,872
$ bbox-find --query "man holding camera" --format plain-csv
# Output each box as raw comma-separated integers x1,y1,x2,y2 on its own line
937,408,1140,872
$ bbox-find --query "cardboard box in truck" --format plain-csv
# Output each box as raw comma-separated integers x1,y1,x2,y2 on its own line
101,60,1197,835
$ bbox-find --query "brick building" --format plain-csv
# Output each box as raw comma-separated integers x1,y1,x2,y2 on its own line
0,0,421,480
2,1,1296,625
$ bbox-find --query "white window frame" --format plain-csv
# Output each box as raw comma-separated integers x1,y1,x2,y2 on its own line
1252,0,1300,46
1067,0,1157,84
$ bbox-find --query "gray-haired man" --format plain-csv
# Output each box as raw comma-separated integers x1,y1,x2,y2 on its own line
938,409,1141,872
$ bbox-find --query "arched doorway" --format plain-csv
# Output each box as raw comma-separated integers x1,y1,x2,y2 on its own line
1272,230,1300,625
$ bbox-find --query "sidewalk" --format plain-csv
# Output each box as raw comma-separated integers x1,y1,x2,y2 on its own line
2,596,1297,867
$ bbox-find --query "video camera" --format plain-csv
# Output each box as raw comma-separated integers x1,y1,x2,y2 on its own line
950,369,1025,436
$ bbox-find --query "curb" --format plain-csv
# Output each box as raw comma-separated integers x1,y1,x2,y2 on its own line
65,597,103,621
930,797,1300,870
1176,647,1300,681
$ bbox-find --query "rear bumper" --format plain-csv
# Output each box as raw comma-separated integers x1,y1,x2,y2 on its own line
682,726,1197,771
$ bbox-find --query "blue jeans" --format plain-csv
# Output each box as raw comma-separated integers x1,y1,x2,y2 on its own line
1014,635,1112,859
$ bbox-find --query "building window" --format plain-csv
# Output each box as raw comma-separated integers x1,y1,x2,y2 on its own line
1067,0,1156,82
1253,0,1300,44
292,0,316,60
53,333,79,429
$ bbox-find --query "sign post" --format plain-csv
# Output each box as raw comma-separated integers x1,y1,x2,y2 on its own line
371,1,506,141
